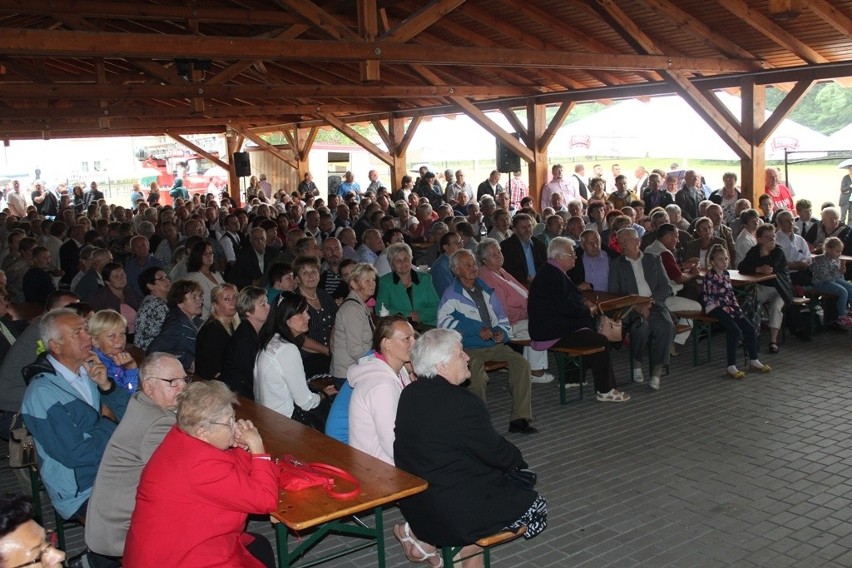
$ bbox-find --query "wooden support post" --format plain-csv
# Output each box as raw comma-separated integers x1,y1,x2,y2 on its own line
226,134,242,206
527,102,549,211
388,115,421,189
740,79,766,205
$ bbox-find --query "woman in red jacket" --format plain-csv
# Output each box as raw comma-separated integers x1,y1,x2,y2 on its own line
124,380,278,567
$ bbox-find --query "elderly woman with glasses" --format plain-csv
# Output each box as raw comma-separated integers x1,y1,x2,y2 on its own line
134,266,172,351
375,243,439,330
0,495,65,568
124,380,278,568
195,283,240,381
528,237,630,403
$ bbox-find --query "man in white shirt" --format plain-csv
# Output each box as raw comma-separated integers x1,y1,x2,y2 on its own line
775,210,812,286
540,164,578,212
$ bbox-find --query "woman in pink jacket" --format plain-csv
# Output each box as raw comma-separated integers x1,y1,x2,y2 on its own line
347,316,416,464
476,238,553,384
124,381,278,567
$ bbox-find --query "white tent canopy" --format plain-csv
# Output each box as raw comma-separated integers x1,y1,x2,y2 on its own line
828,123,852,152
549,93,830,161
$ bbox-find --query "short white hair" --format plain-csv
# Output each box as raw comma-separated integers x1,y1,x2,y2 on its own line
410,328,462,378
449,249,475,274
547,236,576,260
39,308,80,349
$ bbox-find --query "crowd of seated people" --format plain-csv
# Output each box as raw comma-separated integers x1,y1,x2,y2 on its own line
3,162,852,565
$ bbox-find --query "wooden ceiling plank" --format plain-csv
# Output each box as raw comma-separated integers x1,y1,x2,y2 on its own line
167,133,230,169
316,112,393,165
0,29,756,73
538,101,575,152
130,60,183,85
715,0,829,64
666,70,750,158
806,0,852,38
755,80,813,144
232,125,298,169
380,0,466,43
273,0,361,41
636,0,770,62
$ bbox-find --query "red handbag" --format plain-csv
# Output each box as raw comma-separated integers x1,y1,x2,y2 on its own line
277,454,361,500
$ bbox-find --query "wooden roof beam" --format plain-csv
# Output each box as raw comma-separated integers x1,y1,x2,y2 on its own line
805,0,852,38
0,103,389,120
166,133,230,169
538,101,575,152
316,112,393,166
0,0,300,25
666,71,750,159
0,29,757,73
0,83,541,99
272,0,361,41
231,125,298,169
380,0,467,43
358,0,380,81
755,80,812,144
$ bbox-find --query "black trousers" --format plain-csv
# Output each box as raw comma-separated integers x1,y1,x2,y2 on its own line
553,330,616,393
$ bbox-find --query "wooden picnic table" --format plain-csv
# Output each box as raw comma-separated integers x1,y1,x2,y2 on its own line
581,290,651,313
236,397,427,568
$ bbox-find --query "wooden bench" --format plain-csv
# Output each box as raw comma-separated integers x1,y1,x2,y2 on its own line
508,338,605,404
440,526,527,567
672,310,719,366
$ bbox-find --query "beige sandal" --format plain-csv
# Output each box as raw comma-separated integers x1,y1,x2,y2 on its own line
393,523,443,567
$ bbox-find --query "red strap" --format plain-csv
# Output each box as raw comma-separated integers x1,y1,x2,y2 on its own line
307,462,361,500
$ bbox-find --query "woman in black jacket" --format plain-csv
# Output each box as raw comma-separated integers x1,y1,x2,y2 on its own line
147,280,203,372
394,328,546,566
528,237,629,403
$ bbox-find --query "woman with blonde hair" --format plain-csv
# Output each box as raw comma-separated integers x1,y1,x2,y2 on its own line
90,309,139,392
195,283,240,380
331,263,377,378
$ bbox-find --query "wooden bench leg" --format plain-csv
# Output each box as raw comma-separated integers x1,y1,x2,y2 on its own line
554,352,585,405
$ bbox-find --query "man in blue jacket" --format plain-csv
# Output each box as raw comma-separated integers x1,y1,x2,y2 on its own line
22,309,130,523
437,250,536,434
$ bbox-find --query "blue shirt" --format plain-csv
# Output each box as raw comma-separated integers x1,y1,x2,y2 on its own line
521,239,536,278
46,354,95,408
337,182,361,200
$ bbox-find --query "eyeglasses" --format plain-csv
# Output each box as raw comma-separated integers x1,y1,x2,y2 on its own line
152,376,192,387
210,415,236,428
10,532,59,568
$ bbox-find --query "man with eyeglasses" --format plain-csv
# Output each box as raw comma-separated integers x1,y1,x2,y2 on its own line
83,353,189,568
0,494,65,568
21,309,131,532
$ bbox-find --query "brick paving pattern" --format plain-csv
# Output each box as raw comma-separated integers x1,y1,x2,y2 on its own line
2,330,849,567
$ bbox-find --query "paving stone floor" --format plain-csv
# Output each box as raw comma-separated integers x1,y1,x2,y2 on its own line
2,328,850,567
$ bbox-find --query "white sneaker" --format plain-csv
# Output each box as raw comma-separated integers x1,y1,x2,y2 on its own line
649,376,661,391
530,372,555,384
632,368,645,383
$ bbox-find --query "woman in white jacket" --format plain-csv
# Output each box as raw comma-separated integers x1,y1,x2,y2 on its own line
347,316,416,464
254,292,336,429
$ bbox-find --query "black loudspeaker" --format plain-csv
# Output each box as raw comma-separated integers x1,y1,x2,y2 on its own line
233,152,252,177
496,134,521,173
